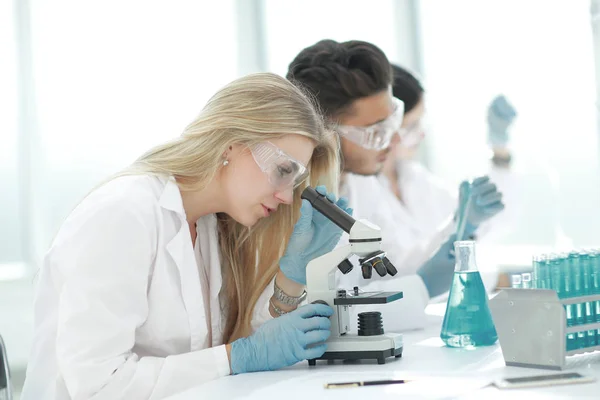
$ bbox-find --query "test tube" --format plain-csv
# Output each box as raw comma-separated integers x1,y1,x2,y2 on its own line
580,251,596,347
574,252,587,348
533,254,547,289
521,273,532,289
532,255,540,288
564,252,577,350
511,274,523,289
559,253,570,294
590,249,600,345
548,253,562,295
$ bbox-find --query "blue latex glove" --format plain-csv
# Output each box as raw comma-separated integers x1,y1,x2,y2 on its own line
230,303,333,373
417,234,457,298
487,94,517,148
458,176,505,231
280,185,352,284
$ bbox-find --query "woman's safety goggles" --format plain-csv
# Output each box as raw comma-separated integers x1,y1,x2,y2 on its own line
336,97,405,150
250,142,309,189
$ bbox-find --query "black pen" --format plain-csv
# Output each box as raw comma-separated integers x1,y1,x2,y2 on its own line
324,379,412,389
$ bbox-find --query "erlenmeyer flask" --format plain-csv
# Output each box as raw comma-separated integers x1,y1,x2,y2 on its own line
441,241,498,347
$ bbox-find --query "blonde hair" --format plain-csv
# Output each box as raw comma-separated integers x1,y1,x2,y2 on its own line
123,73,339,342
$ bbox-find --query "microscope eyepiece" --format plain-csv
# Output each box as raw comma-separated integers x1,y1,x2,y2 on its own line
301,187,355,233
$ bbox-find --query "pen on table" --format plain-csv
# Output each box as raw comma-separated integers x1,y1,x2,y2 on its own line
324,379,412,389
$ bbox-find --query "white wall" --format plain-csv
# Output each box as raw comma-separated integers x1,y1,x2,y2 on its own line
263,0,401,76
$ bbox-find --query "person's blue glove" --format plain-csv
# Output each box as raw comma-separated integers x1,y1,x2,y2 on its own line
417,234,457,298
457,176,505,233
487,94,517,148
230,303,333,373
279,185,352,284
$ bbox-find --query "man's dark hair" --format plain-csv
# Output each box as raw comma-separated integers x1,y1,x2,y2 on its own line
287,40,392,119
391,64,424,114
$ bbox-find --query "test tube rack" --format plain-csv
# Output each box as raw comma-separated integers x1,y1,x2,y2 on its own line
489,288,600,370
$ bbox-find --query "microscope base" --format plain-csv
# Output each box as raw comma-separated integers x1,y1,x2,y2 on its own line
307,333,403,365
307,347,402,366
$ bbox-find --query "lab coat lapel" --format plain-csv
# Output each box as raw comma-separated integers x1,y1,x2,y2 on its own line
195,214,224,346
159,176,209,351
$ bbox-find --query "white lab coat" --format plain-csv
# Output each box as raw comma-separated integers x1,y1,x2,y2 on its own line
21,175,273,400
343,161,457,278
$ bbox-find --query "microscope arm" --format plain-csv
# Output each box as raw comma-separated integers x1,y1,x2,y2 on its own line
306,244,352,301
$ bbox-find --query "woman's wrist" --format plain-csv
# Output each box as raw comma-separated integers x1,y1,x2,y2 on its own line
275,270,305,296
269,271,305,317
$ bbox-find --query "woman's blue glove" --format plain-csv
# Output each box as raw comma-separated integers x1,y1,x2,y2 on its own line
279,185,352,284
457,176,505,232
417,234,457,298
229,303,333,374
487,94,517,148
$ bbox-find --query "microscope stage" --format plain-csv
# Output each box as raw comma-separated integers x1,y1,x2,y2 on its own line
333,291,404,305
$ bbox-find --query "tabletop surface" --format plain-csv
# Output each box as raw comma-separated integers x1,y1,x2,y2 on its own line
166,304,600,400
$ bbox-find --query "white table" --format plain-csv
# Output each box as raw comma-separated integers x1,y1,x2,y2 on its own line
166,307,600,399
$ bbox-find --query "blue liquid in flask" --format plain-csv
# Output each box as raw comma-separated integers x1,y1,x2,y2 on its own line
441,241,498,348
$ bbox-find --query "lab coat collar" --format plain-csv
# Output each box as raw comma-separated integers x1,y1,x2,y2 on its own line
158,175,186,217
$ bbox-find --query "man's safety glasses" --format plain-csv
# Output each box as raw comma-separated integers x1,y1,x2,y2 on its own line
336,97,404,150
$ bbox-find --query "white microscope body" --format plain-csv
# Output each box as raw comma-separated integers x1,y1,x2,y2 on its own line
302,187,404,365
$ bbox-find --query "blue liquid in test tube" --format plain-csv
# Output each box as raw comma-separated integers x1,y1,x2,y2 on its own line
580,251,596,348
590,249,600,345
565,253,578,351
575,252,588,349
533,255,549,289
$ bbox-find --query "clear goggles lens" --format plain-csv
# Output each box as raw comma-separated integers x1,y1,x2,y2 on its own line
337,97,404,150
250,142,308,189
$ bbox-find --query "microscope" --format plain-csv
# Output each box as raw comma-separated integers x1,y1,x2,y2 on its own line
301,187,404,365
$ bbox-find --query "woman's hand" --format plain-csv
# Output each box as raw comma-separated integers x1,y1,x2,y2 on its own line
279,186,352,285
229,303,333,373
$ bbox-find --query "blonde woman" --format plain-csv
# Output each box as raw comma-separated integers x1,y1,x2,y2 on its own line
21,73,349,400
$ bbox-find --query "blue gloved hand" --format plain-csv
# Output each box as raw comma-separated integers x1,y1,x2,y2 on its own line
230,303,333,374
417,234,457,298
458,176,505,231
487,94,517,148
280,185,352,284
